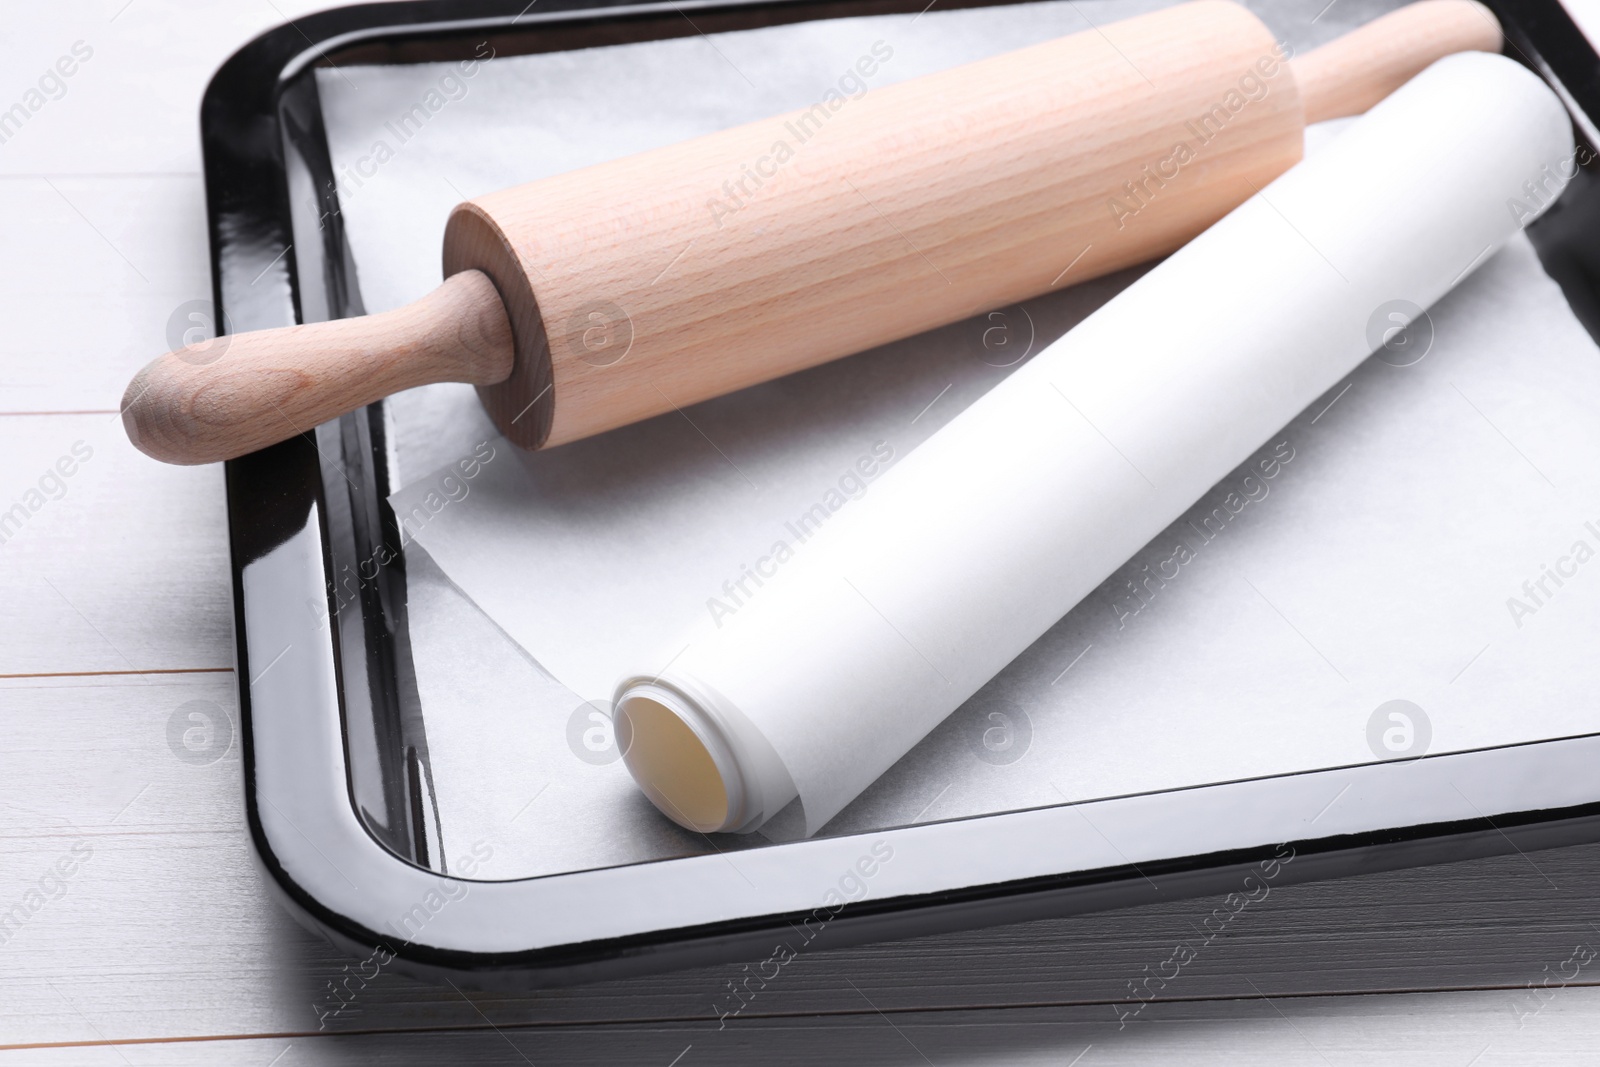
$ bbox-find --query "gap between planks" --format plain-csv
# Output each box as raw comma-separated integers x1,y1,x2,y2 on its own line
0,667,232,681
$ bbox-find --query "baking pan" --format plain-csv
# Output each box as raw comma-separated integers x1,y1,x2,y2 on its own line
211,0,1600,987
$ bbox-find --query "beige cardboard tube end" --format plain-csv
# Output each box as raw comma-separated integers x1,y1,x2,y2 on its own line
615,683,741,833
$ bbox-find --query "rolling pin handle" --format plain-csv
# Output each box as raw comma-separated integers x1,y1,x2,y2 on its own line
1291,0,1502,125
121,269,515,465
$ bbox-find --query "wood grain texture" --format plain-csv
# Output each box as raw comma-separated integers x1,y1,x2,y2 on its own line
1295,0,1502,124
120,270,512,465
451,0,1303,449
448,0,1502,452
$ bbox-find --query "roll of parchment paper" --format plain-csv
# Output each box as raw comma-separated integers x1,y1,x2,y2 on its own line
613,52,1576,836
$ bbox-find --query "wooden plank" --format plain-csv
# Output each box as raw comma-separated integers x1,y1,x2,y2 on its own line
6,987,1600,1064
0,414,229,675
0,0,331,177
0,176,211,414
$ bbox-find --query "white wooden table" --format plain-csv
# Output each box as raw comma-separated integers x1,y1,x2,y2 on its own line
5,1,1600,1062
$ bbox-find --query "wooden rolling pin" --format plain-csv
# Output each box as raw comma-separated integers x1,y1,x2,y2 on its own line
122,0,1501,464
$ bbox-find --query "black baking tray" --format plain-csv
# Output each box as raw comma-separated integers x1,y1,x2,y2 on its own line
213,0,1600,988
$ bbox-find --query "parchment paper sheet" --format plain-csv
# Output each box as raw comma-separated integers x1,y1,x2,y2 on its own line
319,0,1600,874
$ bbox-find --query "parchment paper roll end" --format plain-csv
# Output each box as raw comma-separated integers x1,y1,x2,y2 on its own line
615,675,799,834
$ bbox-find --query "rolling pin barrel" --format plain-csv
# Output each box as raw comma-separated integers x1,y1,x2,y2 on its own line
120,0,1501,465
